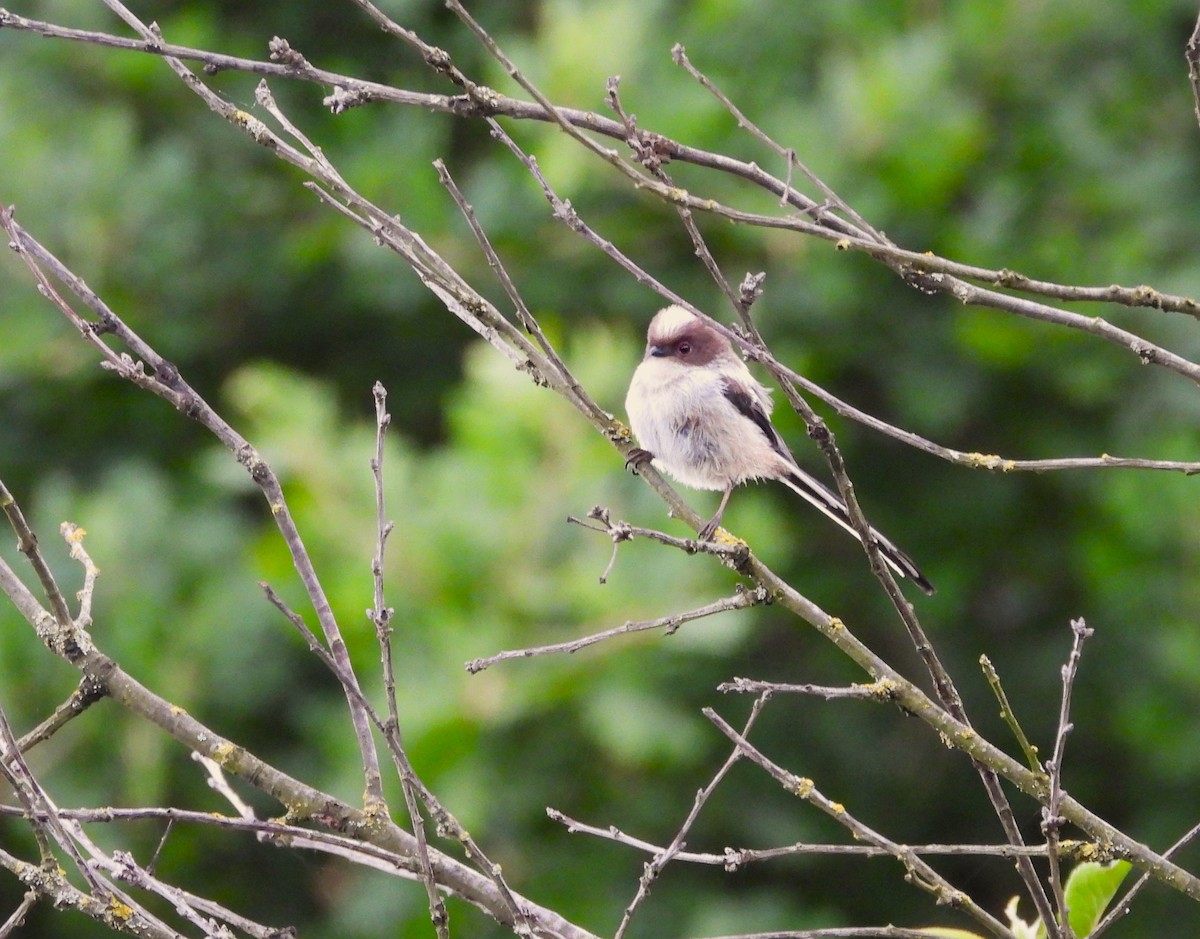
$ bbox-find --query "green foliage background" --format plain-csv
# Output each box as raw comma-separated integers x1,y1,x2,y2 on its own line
3,0,1200,935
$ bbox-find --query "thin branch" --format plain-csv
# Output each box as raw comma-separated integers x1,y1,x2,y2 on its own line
433,158,609,428
0,844,182,939
191,753,256,820
567,506,756,572
466,587,764,674
1186,11,1200,131
672,43,885,242
2,193,387,813
1092,818,1200,937
366,381,449,939
368,383,399,738
0,479,72,626
59,522,99,629
14,676,107,754
3,7,1198,323
614,695,769,939
604,75,745,316
980,656,1043,774
718,677,900,700
548,808,1095,867
344,0,477,90
0,705,106,893
704,708,1014,939
0,891,37,939
1041,618,1094,937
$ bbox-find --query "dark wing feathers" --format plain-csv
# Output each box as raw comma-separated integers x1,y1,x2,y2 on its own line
721,380,935,594
720,382,795,465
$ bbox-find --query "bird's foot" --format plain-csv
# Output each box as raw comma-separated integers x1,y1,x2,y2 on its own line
625,447,654,474
695,523,742,546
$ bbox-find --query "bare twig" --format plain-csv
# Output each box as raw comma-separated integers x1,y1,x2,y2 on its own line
604,75,746,316
58,522,99,628
718,677,899,700
548,807,1094,867
0,479,72,627
615,696,770,938
368,387,398,717
672,44,884,242
191,753,256,820
1092,818,1200,937
980,656,1043,774
0,890,37,939
344,0,477,90
433,159,608,427
0,705,105,892
567,506,755,573
1041,618,1094,937
467,586,764,674
365,381,448,939
2,7,1198,323
1186,11,1200,130
0,845,180,939
14,677,107,754
1,201,388,812
979,658,1046,778
705,708,1014,939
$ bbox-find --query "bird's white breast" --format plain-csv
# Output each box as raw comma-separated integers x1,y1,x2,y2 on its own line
626,356,780,491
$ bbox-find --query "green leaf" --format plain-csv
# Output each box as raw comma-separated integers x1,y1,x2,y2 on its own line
1064,860,1132,935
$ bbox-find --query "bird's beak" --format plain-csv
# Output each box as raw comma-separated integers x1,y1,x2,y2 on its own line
648,344,668,358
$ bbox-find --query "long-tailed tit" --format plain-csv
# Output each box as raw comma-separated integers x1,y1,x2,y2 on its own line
625,305,934,594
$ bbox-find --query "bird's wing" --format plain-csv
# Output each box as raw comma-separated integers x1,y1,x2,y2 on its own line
721,379,934,594
720,380,798,465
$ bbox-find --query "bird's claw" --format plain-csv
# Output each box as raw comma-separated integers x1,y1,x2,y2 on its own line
625,447,654,474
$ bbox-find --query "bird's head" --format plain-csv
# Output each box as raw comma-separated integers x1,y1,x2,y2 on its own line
644,305,731,367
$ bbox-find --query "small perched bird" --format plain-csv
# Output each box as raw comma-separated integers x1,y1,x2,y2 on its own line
625,305,934,594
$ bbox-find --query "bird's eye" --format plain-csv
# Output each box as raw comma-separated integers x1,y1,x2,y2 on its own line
677,341,691,356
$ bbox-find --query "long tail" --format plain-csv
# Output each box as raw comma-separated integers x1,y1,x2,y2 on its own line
778,468,935,595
